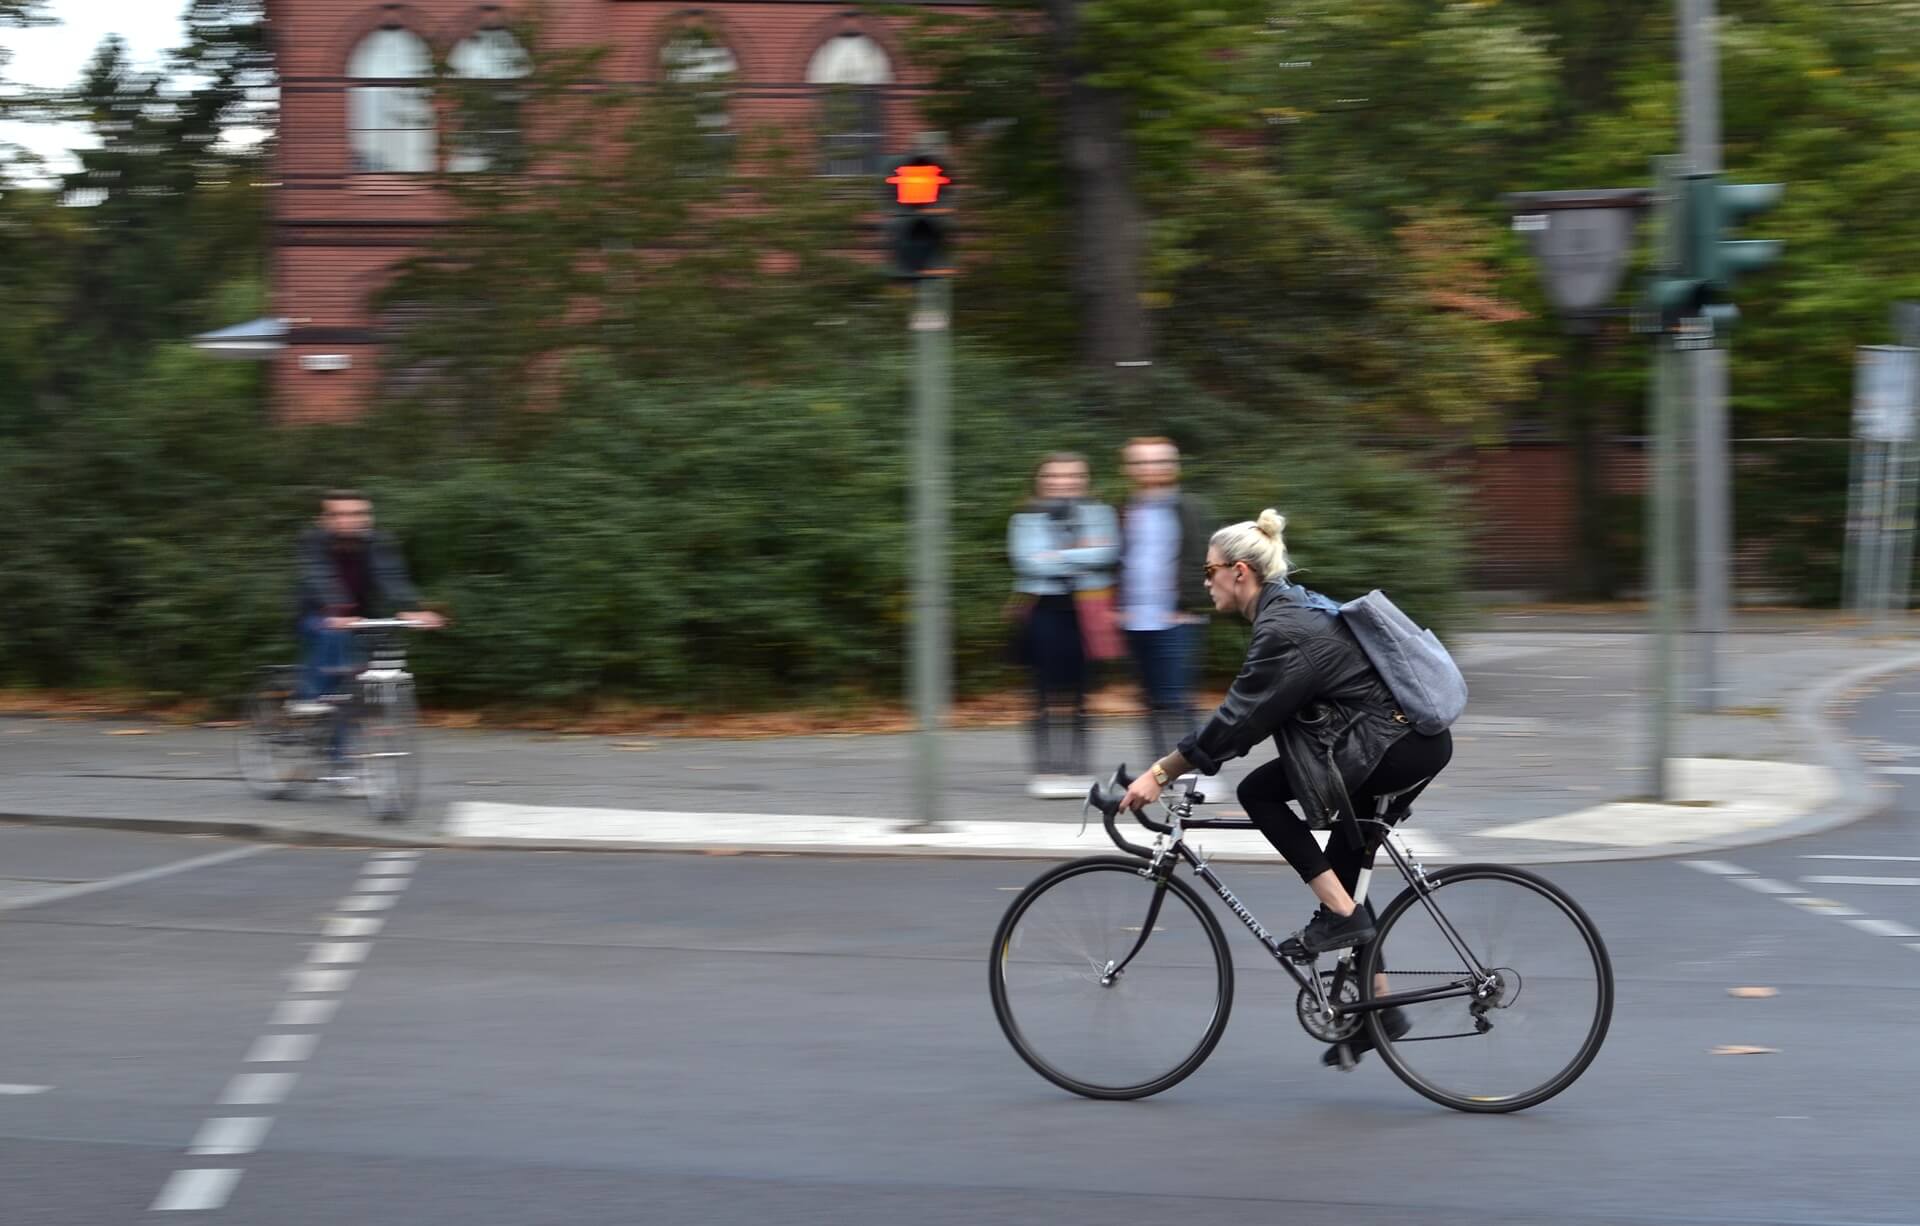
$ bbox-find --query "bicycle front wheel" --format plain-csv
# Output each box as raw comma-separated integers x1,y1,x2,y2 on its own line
1362,864,1613,1113
235,667,314,800
990,856,1233,1100
350,678,418,822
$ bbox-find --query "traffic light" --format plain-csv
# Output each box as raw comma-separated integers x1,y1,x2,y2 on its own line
1649,173,1783,332
885,155,954,280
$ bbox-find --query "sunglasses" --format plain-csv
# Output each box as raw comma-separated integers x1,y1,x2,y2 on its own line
1203,561,1246,580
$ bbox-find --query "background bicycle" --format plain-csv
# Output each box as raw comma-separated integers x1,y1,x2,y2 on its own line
990,766,1615,1112
236,619,424,822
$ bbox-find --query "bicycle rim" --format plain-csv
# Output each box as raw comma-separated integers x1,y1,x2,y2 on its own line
353,685,418,821
236,673,312,799
1363,865,1613,1113
990,857,1232,1100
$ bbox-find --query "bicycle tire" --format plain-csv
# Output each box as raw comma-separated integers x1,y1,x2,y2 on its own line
990,856,1233,1101
235,667,314,800
352,677,419,822
1361,863,1613,1113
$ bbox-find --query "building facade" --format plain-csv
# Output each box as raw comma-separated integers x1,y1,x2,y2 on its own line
265,0,941,422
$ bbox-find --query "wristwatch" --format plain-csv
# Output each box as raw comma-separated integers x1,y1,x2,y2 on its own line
1150,764,1171,787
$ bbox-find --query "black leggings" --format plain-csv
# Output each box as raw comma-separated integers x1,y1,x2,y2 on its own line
1237,730,1454,894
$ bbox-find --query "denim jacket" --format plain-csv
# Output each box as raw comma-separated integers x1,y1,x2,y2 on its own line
1008,501,1119,595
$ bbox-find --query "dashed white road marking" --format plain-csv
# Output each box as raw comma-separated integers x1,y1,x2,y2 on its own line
0,1083,50,1095
1788,897,1863,917
322,915,385,937
1682,860,1749,876
1873,766,1920,775
151,849,423,1218
308,941,370,965
338,894,398,911
189,1116,273,1156
287,968,356,994
151,1167,242,1212
268,998,339,1027
1802,854,1920,862
1732,876,1799,895
1802,875,1920,887
220,1072,299,1106
244,1033,319,1064
368,849,421,860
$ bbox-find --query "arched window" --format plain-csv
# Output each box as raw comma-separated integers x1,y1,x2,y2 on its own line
348,27,435,174
806,33,890,177
447,27,532,174
661,26,738,174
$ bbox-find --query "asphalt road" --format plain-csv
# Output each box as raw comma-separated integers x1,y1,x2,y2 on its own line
3,686,1919,1224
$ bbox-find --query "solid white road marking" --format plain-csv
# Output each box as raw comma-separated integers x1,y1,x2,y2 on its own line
0,1084,50,1095
151,1168,242,1212
1733,876,1800,895
322,916,385,938
286,968,356,994
189,1116,273,1156
1801,876,1920,887
244,1033,318,1064
308,942,370,965
1873,766,1920,775
1802,854,1920,862
268,998,339,1027
219,1072,298,1106
1847,918,1920,938
360,861,415,876
0,845,269,911
368,849,421,860
356,877,410,892
337,894,398,911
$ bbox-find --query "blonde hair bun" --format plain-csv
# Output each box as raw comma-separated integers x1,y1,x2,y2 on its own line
1256,509,1287,539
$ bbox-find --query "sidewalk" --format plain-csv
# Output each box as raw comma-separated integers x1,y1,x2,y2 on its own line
2,611,1917,864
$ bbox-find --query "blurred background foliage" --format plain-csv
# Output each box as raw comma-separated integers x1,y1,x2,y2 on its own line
2,0,1917,706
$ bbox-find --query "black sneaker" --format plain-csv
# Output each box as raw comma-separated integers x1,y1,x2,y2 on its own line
1321,1006,1411,1069
1296,905,1376,956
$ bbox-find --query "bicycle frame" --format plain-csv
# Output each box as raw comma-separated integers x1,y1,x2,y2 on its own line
1089,779,1497,1025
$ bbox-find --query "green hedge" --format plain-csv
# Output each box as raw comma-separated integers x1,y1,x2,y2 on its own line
0,346,1471,709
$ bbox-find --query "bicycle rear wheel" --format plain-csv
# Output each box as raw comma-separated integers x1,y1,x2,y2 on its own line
235,667,315,799
990,856,1233,1100
349,678,418,822
1361,864,1613,1113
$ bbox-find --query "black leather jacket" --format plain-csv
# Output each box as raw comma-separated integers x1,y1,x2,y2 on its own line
1178,581,1412,830
295,527,420,620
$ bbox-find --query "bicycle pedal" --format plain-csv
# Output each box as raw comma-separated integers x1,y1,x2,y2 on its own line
1278,935,1314,963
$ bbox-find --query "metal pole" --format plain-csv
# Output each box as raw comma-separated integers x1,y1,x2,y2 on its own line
1649,335,1683,800
905,276,952,832
1682,0,1729,711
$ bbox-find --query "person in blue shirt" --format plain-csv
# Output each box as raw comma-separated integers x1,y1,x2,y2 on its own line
1008,453,1118,798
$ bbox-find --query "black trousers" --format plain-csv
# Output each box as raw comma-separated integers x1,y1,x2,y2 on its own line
1237,730,1454,893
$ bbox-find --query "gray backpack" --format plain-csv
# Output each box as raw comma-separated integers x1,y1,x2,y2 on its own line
1337,590,1467,735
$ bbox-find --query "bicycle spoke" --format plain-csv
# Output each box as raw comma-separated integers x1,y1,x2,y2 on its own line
993,861,1231,1099
1366,867,1611,1112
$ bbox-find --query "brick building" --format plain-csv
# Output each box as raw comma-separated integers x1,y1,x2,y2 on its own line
249,0,942,423
231,2,1668,595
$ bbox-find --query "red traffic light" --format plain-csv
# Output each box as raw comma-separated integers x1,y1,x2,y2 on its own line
888,162,950,207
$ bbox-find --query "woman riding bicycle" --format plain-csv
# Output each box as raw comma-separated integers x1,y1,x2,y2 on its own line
1120,509,1453,1057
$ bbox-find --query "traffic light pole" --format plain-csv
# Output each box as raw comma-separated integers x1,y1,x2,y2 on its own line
1682,0,1730,712
1650,332,1685,801
904,276,953,833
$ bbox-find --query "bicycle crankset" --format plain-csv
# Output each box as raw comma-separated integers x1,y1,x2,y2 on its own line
1295,971,1365,1044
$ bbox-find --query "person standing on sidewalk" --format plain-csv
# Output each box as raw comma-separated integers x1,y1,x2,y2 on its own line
1008,453,1119,798
1116,437,1213,794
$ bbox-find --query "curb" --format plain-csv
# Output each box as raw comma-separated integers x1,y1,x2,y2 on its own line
4,651,1917,863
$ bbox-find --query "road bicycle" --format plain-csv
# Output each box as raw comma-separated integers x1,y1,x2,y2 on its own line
236,619,423,822
989,766,1613,1112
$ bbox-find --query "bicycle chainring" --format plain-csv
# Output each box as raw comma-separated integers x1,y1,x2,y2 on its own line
1295,972,1365,1043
